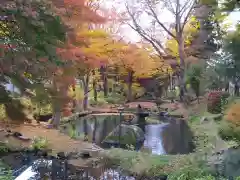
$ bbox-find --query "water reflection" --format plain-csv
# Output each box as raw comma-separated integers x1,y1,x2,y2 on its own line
14,159,136,180
61,114,194,155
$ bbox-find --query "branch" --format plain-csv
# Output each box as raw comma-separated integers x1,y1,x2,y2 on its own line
145,0,177,39
164,1,176,14
180,0,196,31
125,4,165,57
178,0,192,16
127,23,164,57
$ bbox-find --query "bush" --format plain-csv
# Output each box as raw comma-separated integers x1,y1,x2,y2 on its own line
31,137,49,150
218,103,240,142
0,104,6,120
207,91,229,114
224,103,240,126
105,93,124,104
89,98,107,106
218,122,240,142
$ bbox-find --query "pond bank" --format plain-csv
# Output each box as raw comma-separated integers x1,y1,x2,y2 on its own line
0,123,102,155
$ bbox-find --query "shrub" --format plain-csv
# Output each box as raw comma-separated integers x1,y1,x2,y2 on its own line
207,91,229,114
104,93,125,104
218,103,240,142
218,122,240,142
224,103,240,126
89,98,107,106
31,137,49,150
0,104,6,120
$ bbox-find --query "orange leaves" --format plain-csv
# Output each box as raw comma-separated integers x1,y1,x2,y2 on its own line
224,103,240,126
112,42,162,78
56,45,84,62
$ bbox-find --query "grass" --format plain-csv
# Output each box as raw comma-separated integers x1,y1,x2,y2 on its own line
30,136,49,150
100,148,213,178
0,161,13,180
101,148,175,175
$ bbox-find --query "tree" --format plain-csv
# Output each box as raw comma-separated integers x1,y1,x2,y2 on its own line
1,0,107,124
124,0,197,101
186,64,203,103
165,16,200,68
223,24,240,95
1,0,68,122
220,0,240,12
112,42,163,101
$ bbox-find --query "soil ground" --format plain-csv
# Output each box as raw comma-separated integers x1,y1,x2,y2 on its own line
0,122,100,154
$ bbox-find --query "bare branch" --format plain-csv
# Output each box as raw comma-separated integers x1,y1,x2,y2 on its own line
145,0,177,39
180,0,196,31
127,22,164,57
162,0,176,14
178,0,192,16
125,4,165,56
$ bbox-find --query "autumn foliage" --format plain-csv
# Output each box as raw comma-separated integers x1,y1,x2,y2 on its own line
207,91,229,114
219,103,240,143
224,103,240,126
1,0,172,123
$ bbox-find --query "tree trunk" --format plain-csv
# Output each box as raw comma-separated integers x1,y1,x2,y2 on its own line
177,34,186,102
50,80,62,128
72,84,77,113
113,67,119,93
101,66,108,97
51,108,61,128
127,70,133,102
82,74,89,110
235,81,239,96
92,70,97,101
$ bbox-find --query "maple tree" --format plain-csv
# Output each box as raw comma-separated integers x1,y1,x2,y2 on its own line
0,0,68,121
0,0,107,124
1,0,172,125
111,42,164,101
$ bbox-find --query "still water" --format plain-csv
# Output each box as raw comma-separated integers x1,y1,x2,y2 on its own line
61,114,194,155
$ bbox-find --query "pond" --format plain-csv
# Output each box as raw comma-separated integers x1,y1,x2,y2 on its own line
0,151,137,180
60,113,195,155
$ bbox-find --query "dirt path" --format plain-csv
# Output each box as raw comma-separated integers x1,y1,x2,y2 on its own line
0,122,101,154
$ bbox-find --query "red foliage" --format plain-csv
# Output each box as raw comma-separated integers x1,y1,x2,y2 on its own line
207,91,228,114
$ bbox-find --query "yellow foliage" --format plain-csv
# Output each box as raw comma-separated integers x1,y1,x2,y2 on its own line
165,15,200,59
0,21,9,37
68,85,84,100
77,29,109,38
0,104,6,120
113,43,164,78
224,103,240,126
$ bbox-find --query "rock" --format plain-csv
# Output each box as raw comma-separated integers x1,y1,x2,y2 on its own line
79,151,91,159
102,124,145,146
213,114,222,121
200,116,208,123
159,111,168,117
168,114,184,118
210,146,240,178
57,152,66,159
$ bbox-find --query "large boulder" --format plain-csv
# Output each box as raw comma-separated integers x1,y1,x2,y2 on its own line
102,124,145,147
210,146,240,178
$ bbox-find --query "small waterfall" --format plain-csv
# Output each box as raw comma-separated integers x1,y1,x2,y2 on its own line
143,124,168,155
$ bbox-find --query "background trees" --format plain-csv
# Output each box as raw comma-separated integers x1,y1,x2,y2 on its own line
124,0,198,100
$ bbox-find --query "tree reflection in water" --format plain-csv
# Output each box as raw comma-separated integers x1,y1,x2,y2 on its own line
15,158,136,180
